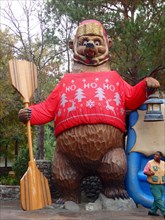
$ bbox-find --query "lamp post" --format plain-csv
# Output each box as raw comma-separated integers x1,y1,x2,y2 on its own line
144,94,164,122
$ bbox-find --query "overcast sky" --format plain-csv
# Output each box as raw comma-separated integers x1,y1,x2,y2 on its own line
0,0,41,34
0,0,26,25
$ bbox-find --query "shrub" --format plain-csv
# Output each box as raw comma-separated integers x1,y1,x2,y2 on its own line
44,124,56,161
12,147,29,181
0,175,19,185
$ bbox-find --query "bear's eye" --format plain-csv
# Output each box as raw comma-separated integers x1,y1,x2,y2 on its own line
83,40,88,46
94,40,100,46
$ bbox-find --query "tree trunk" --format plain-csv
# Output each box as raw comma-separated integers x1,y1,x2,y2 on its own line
35,125,45,159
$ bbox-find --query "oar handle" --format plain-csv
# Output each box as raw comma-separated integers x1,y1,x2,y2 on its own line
25,103,34,162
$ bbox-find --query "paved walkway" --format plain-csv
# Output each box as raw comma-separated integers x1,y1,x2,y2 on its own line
0,200,164,220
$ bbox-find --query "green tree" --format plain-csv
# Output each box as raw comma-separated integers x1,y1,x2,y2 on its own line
43,123,56,161
0,29,27,168
46,0,165,86
1,0,64,159
12,147,29,181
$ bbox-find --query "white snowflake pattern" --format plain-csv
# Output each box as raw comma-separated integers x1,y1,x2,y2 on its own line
71,80,74,84
95,78,99,81
82,79,86,83
86,99,95,108
105,79,109,83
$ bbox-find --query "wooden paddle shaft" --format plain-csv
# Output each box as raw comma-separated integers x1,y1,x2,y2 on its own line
25,103,34,162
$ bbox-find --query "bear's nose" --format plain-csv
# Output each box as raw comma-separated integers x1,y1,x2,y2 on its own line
86,42,94,48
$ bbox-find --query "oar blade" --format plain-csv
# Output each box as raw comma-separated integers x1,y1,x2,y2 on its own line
20,161,52,211
8,59,37,103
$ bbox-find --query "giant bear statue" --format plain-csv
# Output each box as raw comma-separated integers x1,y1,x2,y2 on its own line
18,20,160,203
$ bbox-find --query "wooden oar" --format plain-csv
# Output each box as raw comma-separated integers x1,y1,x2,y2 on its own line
8,59,52,211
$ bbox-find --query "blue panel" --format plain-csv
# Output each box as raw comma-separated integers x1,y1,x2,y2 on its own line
139,104,147,110
126,128,136,154
129,111,138,127
126,152,153,208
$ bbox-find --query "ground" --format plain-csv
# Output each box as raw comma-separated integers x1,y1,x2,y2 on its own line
0,200,164,220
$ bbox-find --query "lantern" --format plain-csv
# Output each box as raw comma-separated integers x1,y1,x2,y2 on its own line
144,94,164,122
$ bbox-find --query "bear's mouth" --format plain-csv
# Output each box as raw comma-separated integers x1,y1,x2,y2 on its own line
84,48,97,58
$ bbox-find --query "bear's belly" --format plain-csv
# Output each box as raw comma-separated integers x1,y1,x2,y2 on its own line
56,124,124,164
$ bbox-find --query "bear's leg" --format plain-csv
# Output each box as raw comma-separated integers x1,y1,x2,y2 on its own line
53,150,82,203
98,147,129,199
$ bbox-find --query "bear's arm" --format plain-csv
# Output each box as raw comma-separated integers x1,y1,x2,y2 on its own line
29,85,60,125
124,79,151,110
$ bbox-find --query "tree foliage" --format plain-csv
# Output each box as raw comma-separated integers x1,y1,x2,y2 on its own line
46,0,165,86
44,123,56,161
0,0,64,159
0,29,28,165
12,146,29,181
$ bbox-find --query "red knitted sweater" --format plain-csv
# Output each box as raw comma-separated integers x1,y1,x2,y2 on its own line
30,71,148,136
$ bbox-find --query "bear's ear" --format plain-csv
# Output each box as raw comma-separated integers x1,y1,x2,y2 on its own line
108,38,112,48
69,40,74,50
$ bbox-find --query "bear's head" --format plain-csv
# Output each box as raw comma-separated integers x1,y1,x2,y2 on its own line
69,20,112,66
